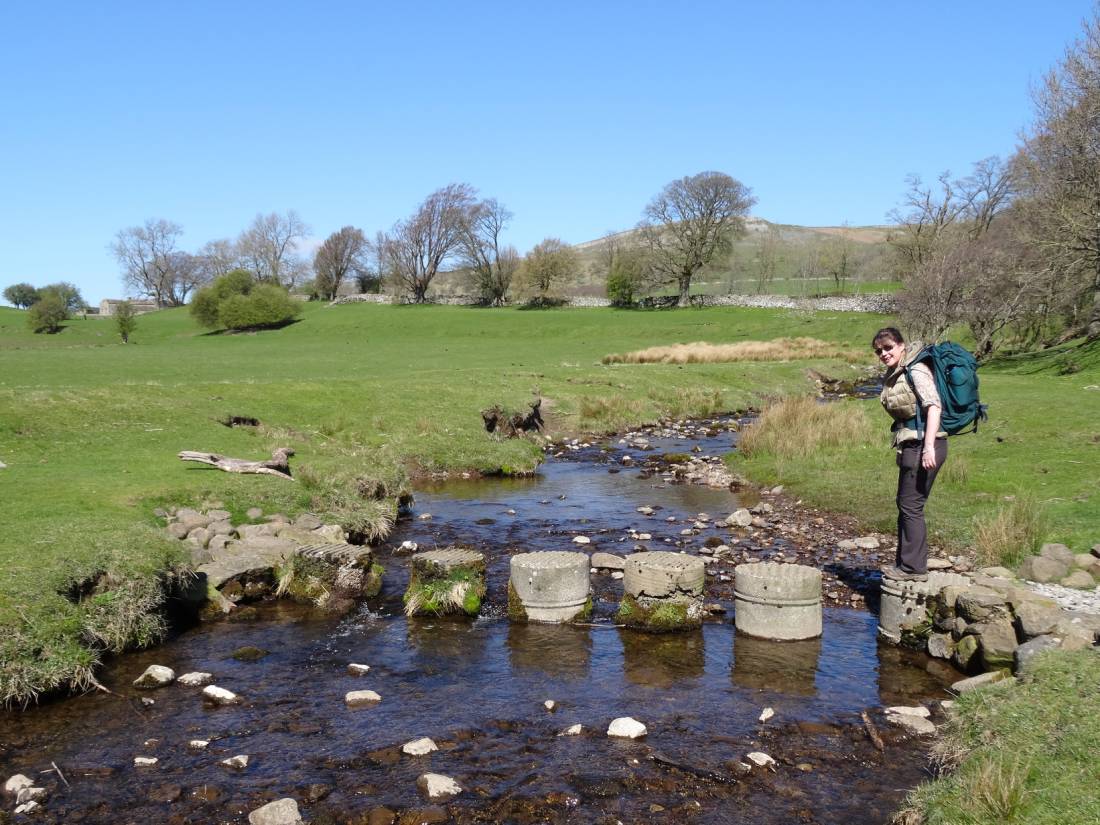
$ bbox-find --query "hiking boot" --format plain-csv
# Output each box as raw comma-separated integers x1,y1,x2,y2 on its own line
881,565,928,582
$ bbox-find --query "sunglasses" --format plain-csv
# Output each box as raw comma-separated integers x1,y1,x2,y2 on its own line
874,344,898,355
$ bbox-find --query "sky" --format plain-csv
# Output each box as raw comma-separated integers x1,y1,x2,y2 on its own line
1,0,1096,304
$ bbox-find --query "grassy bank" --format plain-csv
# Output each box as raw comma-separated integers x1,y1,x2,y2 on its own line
732,337,1100,556
896,650,1100,825
0,302,886,702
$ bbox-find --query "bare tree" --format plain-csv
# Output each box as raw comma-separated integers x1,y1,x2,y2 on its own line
637,171,756,306
1014,10,1100,339
314,226,372,300
461,198,518,306
518,237,578,304
384,184,478,303
111,219,191,306
237,210,311,288
197,238,241,278
752,224,782,293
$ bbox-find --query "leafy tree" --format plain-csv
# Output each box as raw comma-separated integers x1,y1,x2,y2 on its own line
3,283,39,308
605,248,650,307
190,269,299,331
518,238,577,305
27,291,68,333
42,282,86,315
114,300,137,343
638,171,756,306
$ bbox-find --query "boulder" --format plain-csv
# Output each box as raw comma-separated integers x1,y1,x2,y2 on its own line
133,665,175,689
727,509,752,528
294,513,323,531
977,566,1016,579
246,507,264,519
1039,542,1074,566
926,557,953,570
1013,598,1063,639
416,773,462,800
238,523,280,540
1052,617,1096,650
956,588,1010,623
971,619,1018,670
205,509,232,522
1092,543,1100,559
248,798,304,825
953,634,980,670
853,536,880,550
1061,570,1096,589
167,522,191,540
1073,553,1097,569
927,632,955,659
1014,635,1060,673
1018,555,1068,584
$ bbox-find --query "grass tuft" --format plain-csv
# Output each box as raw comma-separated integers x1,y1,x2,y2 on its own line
602,337,862,365
972,493,1047,569
738,395,874,460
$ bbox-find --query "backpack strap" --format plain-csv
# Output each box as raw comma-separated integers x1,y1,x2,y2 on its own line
902,363,925,441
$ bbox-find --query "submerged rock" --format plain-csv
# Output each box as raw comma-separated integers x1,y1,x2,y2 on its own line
402,737,438,756
133,665,175,689
178,671,213,686
248,798,303,825
417,773,462,800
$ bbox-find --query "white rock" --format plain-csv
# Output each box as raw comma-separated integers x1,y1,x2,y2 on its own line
611,571,624,580
417,772,462,800
886,713,936,735
746,751,775,767
202,685,241,705
543,700,557,711
402,737,439,756
636,533,652,541
345,689,382,707
134,756,159,767
418,513,433,521
400,540,419,552
940,700,955,710
727,509,753,527
572,536,591,545
758,707,774,723
189,740,210,750
14,801,39,815
221,754,250,769
607,717,647,738
347,663,371,676
886,705,930,718
177,671,213,686
133,665,176,689
16,787,46,804
248,797,304,825
141,697,155,706
560,724,583,736
4,774,33,796
637,506,654,515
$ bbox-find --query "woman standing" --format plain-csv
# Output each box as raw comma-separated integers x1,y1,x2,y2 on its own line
873,327,947,581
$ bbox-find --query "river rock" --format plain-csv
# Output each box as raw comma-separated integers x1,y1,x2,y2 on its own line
607,717,647,738
14,801,39,815
590,552,626,570
347,663,371,676
15,786,46,805
951,669,1010,693
1040,542,1075,566
345,690,382,707
402,738,438,756
727,509,752,528
927,632,955,659
221,754,249,770
1061,570,1096,589
417,773,462,800
1018,555,1068,583
189,740,210,750
133,665,175,689
202,685,241,705
1014,635,1060,672
953,634,980,670
1013,597,1063,639
560,724,583,736
971,619,1019,670
178,671,213,686
248,798,304,825
745,751,775,767
134,756,159,767
853,536,880,549
4,774,33,796
956,589,1010,623
886,713,936,735
572,535,591,545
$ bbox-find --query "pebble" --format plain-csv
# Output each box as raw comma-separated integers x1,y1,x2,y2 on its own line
745,751,775,767
189,740,210,750
559,724,583,736
133,665,175,689
202,685,241,705
134,756,159,767
347,663,371,676
177,671,213,686
221,754,249,770
418,513,433,521
14,801,39,815
402,737,439,756
758,707,774,723
1026,581,1100,614
543,700,557,711
345,690,382,707
572,535,591,545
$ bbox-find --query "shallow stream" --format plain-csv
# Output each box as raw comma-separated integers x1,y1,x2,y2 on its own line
1,420,954,824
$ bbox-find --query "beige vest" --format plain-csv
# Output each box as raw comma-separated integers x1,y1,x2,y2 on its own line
879,343,944,445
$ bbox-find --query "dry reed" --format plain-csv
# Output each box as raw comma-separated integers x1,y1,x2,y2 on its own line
602,337,861,365
972,493,1047,569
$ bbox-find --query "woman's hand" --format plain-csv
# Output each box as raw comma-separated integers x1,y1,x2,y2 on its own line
921,446,938,470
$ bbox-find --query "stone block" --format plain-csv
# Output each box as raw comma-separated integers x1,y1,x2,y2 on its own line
951,669,1010,694
735,562,822,641
508,551,591,623
404,548,486,617
624,551,705,599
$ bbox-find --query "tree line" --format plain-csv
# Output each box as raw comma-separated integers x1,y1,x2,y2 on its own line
888,9,1100,357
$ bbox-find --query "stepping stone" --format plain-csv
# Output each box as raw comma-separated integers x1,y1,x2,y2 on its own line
405,548,486,617
734,562,822,641
509,551,591,623
618,551,706,631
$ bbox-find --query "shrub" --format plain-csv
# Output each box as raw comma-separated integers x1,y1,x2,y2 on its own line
190,269,298,331
27,291,68,333
115,300,137,343
606,249,649,307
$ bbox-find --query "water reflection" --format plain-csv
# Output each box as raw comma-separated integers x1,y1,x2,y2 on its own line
507,622,593,679
619,627,707,688
732,633,822,697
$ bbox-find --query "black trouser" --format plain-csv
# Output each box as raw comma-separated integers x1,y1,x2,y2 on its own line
895,438,947,574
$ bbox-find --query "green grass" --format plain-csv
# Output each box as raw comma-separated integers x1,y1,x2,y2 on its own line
0,301,889,702
732,337,1100,553
896,650,1100,825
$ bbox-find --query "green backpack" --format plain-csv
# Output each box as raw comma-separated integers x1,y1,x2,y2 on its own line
904,342,988,436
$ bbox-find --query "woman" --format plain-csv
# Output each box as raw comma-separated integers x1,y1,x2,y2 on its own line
873,327,947,581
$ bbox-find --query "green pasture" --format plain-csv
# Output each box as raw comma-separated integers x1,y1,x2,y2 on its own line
0,301,883,701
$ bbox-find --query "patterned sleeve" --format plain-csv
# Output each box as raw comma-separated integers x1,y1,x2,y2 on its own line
909,363,941,408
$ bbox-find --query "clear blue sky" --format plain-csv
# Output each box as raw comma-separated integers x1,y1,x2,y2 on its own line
1,1,1095,303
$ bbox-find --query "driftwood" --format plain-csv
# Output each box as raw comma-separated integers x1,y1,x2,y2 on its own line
178,447,295,481
861,710,885,751
481,398,543,437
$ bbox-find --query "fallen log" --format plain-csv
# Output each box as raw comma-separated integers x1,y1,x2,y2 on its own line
178,447,295,480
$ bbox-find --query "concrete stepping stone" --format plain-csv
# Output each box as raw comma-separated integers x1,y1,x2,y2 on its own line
509,551,591,623
617,551,706,631
734,562,822,641
404,548,486,617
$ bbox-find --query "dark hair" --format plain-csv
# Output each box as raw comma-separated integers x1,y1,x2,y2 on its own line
871,327,904,347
